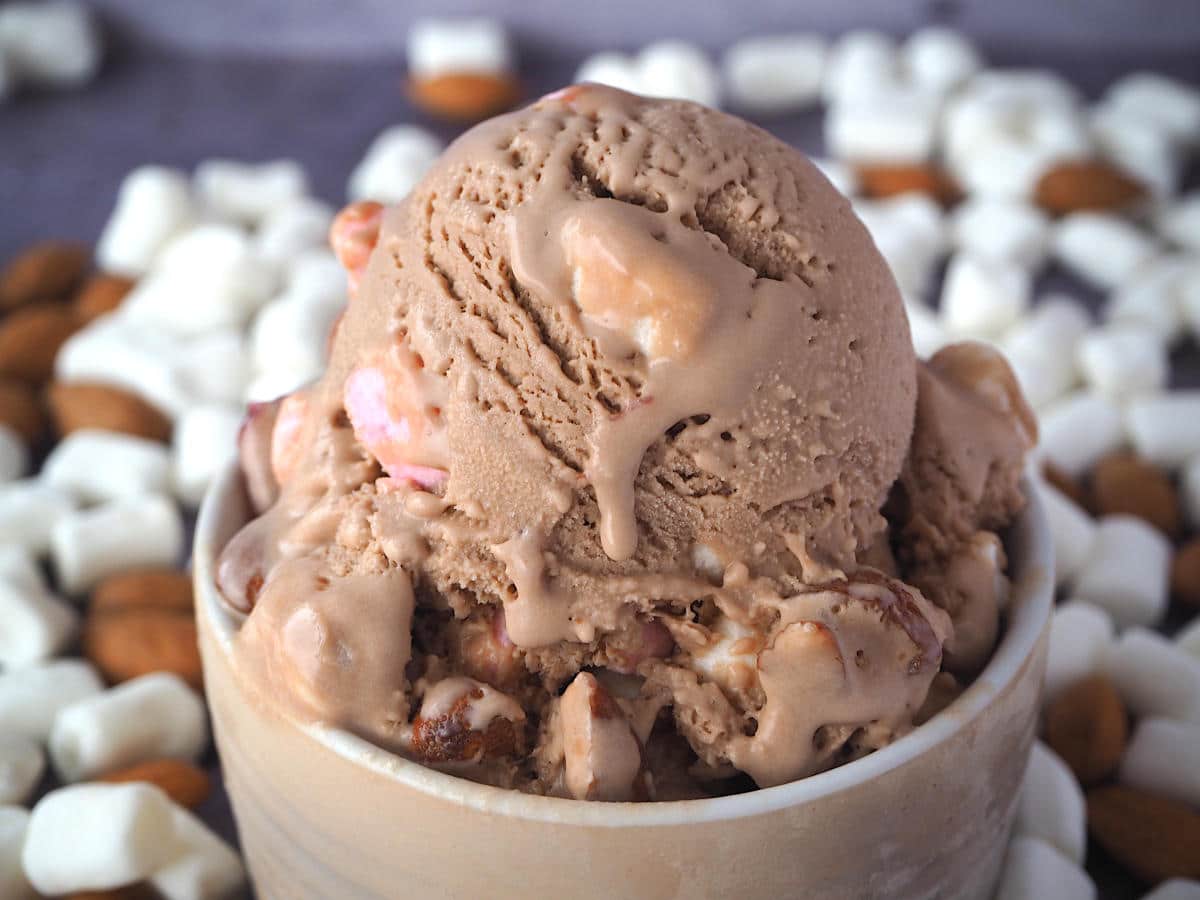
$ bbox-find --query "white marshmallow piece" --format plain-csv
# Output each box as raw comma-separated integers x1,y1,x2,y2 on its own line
1001,297,1089,409
22,783,181,895
825,88,940,164
1076,325,1167,400
1180,615,1200,662
950,197,1050,269
1120,718,1200,808
0,1,100,89
901,27,981,96
1037,391,1124,477
150,807,247,900
348,124,442,204
637,41,721,108
1105,72,1200,146
1071,516,1169,630
0,735,43,806
250,290,344,392
1104,256,1195,345
1053,213,1159,291
0,544,43,596
194,159,308,226
49,673,208,783
854,194,946,298
995,836,1096,900
172,404,242,507
1040,481,1099,588
0,806,34,900
1044,601,1113,700
51,493,183,594
811,157,859,197
1015,741,1086,864
1157,193,1200,251
255,196,335,265
0,424,28,483
1105,628,1200,723
42,429,171,503
0,660,103,742
0,580,78,670
576,52,642,93
1141,881,1200,900
822,30,896,105
95,166,195,278
905,299,950,359
1126,392,1200,468
174,330,250,406
723,34,825,113
940,253,1031,338
1090,101,1182,199
0,480,76,556
407,17,512,78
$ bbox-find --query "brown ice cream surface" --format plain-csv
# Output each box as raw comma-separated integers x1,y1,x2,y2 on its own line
219,85,1031,799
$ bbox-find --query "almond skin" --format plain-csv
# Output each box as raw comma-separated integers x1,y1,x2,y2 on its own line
409,71,521,121
1034,159,1145,216
1090,452,1181,537
99,758,212,809
1087,785,1200,883
1171,538,1200,609
0,305,80,384
74,273,135,323
1043,674,1128,785
47,382,172,443
1042,461,1090,510
92,569,194,613
0,378,46,443
855,163,962,206
0,241,89,311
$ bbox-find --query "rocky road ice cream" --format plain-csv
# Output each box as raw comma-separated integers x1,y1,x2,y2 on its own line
217,85,1034,801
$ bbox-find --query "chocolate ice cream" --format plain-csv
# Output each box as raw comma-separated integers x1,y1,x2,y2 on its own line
217,85,1033,800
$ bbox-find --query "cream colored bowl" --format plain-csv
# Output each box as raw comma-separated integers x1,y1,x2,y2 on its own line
195,464,1052,900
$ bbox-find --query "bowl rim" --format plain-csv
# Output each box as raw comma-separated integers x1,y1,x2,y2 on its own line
195,462,1052,828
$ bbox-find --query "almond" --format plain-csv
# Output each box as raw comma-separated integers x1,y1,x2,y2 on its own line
47,382,172,443
99,758,212,809
66,886,163,900
1171,538,1200,609
855,163,962,206
1042,461,1089,510
0,378,45,443
0,305,80,384
1034,159,1145,216
0,241,89,311
74,272,135,324
1087,785,1200,883
1090,452,1181,537
84,570,202,690
409,71,521,121
1043,674,1128,785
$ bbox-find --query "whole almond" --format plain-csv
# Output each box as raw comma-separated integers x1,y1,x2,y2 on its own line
99,758,212,809
1171,538,1200,609
409,71,521,121
1034,159,1145,216
74,272,135,324
1042,461,1089,510
0,241,89,311
1090,452,1181,537
0,305,80,384
47,382,172,442
84,570,201,689
855,163,962,206
1087,785,1200,883
0,378,45,443
1043,674,1128,785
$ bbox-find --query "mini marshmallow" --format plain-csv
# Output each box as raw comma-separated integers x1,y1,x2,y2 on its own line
1141,881,1200,900
121,225,277,337
1126,391,1200,467
42,429,171,503
950,197,1050,269
901,27,981,96
1104,72,1200,146
854,194,946,297
1044,601,1113,699
1072,516,1170,630
995,836,1096,900
194,159,308,226
150,807,246,900
0,544,44,596
1103,256,1194,345
1039,482,1098,587
49,672,208,783
1105,628,1200,723
1090,102,1182,199
940,253,1031,338
243,368,315,406
0,806,34,900
811,158,859,197
822,30,896,104
172,404,242,507
285,248,348,300
1015,741,1086,864
0,660,103,741
1120,718,1200,808
825,89,940,164
1037,391,1125,477
22,783,181,894
722,34,825,113
250,291,343,387
1157,193,1200,251
1180,615,1200,662
0,735,44,805
1076,325,1167,399
255,196,335,264
1001,297,1089,409
174,330,250,406
96,166,195,278
904,299,949,359
1184,454,1200,529
51,493,183,594
0,480,76,556
407,17,512,78
0,424,27,483
637,41,721,108
953,139,1061,201
0,580,78,669
348,124,442,204
575,52,643,94
1053,213,1159,291
0,1,100,89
